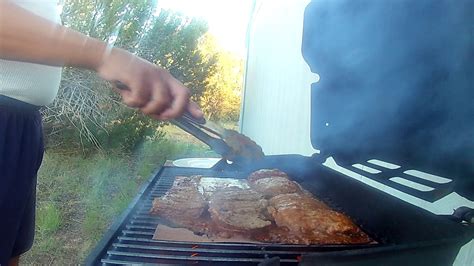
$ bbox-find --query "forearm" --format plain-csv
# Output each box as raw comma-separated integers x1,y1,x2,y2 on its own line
0,1,106,70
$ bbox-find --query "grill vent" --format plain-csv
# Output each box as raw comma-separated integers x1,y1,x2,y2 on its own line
342,159,454,202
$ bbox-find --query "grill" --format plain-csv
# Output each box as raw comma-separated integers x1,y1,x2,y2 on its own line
86,0,473,264
86,165,379,266
86,157,473,266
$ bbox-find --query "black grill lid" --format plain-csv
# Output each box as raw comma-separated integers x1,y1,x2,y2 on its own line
302,0,473,199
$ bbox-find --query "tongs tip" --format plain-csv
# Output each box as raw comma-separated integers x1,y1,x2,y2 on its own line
173,111,264,164
182,112,206,125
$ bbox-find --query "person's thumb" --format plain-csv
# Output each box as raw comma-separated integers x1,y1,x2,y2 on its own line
187,100,204,119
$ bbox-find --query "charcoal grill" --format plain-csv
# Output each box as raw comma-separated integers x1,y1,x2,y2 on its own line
86,0,473,265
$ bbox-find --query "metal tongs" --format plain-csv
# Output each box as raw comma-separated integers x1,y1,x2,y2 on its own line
172,112,265,163
113,81,263,162
172,112,234,159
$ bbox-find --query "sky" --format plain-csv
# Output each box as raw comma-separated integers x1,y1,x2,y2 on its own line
157,0,254,56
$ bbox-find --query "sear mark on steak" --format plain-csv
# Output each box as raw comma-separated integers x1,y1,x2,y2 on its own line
150,176,207,226
208,187,272,234
269,193,329,211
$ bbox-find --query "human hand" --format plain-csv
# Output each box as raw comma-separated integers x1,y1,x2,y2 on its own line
96,48,203,120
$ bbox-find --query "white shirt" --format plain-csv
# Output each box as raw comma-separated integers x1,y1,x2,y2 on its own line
0,0,62,106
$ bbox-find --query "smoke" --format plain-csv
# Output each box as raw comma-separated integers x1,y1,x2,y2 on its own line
302,0,473,183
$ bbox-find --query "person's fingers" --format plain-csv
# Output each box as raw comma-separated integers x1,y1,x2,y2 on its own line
119,84,150,108
187,100,204,119
155,96,202,121
139,85,172,116
157,83,190,120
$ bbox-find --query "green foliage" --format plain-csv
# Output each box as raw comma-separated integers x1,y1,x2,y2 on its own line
22,131,212,264
44,0,239,153
136,9,212,99
198,34,243,121
95,109,160,152
37,202,62,235
61,0,156,49
80,156,138,242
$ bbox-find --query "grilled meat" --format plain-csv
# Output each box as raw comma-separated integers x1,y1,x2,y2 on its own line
247,169,290,183
222,129,264,161
150,176,207,225
267,193,371,244
150,170,372,245
269,193,329,211
208,187,272,234
247,169,301,198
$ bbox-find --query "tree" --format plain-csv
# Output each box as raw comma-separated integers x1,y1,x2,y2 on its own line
137,9,213,100
42,0,214,153
198,34,243,121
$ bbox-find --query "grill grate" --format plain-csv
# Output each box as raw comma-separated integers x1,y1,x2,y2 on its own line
88,167,376,265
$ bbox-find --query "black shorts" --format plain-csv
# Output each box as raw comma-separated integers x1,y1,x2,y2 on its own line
0,95,44,264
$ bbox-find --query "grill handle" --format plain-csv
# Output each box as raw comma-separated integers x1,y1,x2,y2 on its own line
452,207,474,225
440,207,474,239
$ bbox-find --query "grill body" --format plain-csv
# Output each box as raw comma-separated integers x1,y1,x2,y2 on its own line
85,155,473,266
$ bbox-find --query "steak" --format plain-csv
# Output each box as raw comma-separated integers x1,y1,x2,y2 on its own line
150,169,372,245
267,193,371,244
150,176,207,225
247,170,302,198
269,193,329,210
247,169,290,183
222,129,265,161
208,187,272,234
